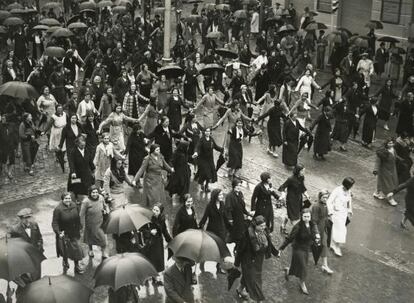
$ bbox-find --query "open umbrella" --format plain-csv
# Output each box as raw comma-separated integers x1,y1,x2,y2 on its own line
309,11,318,16
67,22,87,29
0,10,12,21
325,31,344,44
365,20,383,29
206,31,223,39
0,25,7,34
39,18,60,26
215,4,230,11
79,1,97,10
157,65,185,79
44,46,66,58
42,2,61,10
51,28,73,38
215,48,238,59
22,8,38,15
350,35,369,48
97,0,114,8
205,3,216,10
184,14,202,23
17,275,93,303
186,0,203,3
154,7,165,15
311,243,323,265
117,0,132,6
80,8,96,14
337,27,352,38
33,24,49,30
304,21,327,31
233,10,247,19
0,237,46,281
94,253,157,290
377,36,400,43
168,229,231,263
46,26,62,33
278,24,297,34
112,6,127,13
0,81,39,99
6,2,23,11
10,8,25,14
199,63,225,75
67,15,81,24
105,204,152,235
3,17,24,26
264,16,283,27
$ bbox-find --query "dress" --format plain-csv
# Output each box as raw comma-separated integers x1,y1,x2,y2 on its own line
104,112,132,151
166,150,191,197
94,142,115,182
361,105,378,145
79,196,107,247
375,148,398,195
155,81,170,110
166,96,187,131
195,136,223,184
326,186,352,244
227,126,250,170
199,201,229,240
257,104,285,147
49,112,67,151
393,177,414,225
251,183,279,232
143,105,158,135
184,67,198,102
197,94,219,128
310,113,331,156
311,202,329,257
135,154,173,205
295,75,318,101
172,206,198,236
126,133,147,176
278,175,306,221
282,119,307,166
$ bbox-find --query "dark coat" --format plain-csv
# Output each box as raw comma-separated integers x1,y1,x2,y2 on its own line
253,71,271,101
195,136,223,184
394,177,414,225
360,104,378,145
166,96,189,131
257,104,285,147
278,175,306,221
310,113,332,156
282,119,308,166
227,126,251,170
374,85,397,119
166,150,191,196
59,123,84,152
251,183,279,232
395,138,413,184
374,48,388,74
225,190,250,242
68,147,95,195
199,201,230,240
125,132,147,176
83,120,99,156
164,264,195,303
9,222,43,252
396,99,414,136
148,124,175,163
172,206,198,237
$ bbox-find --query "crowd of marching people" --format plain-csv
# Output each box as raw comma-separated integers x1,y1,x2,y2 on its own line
1,0,414,302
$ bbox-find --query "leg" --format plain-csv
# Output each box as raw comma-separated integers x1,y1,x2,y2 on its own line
88,245,94,257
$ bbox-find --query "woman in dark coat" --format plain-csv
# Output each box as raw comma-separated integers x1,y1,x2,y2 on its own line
278,164,309,234
147,116,176,164
172,194,198,236
166,141,191,199
311,190,333,274
59,114,84,155
395,92,414,137
52,192,84,274
235,215,278,302
331,99,351,151
389,176,414,229
278,208,320,295
282,113,309,167
49,65,67,105
179,113,203,165
125,124,148,176
193,128,224,192
256,99,286,157
373,79,397,130
141,203,172,286
199,188,230,274
83,113,99,158
183,59,198,102
310,106,332,160
251,172,280,232
360,97,379,147
395,135,412,184
165,87,190,132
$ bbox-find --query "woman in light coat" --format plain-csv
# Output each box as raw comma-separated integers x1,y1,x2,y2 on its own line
326,177,354,257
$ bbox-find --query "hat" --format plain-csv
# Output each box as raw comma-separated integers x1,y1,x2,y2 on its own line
254,215,266,226
360,52,369,57
17,208,33,218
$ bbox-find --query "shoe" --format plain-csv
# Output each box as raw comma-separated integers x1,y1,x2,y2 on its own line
74,265,84,275
236,289,249,300
267,148,272,155
388,198,397,206
400,220,408,229
280,226,288,235
321,266,334,275
156,280,164,286
88,250,94,258
373,192,385,200
216,265,226,275
272,152,279,158
331,246,342,257
300,284,309,295
28,169,34,176
383,125,389,131
62,260,69,273
284,267,289,281
339,146,347,152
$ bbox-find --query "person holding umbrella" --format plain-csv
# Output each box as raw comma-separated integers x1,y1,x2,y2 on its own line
278,208,320,295
52,192,85,274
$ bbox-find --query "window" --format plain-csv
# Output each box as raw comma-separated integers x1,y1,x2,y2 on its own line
381,0,401,24
317,0,332,13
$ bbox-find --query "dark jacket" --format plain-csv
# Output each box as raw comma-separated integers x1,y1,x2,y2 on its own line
199,201,230,240
251,182,279,232
279,220,319,251
9,221,44,252
164,263,195,303
68,147,95,195
225,190,250,242
172,206,198,237
59,123,84,151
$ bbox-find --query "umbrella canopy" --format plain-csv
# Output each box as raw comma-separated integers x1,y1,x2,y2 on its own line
17,275,93,303
215,48,238,59
233,9,247,19
105,204,152,235
365,20,383,29
33,24,49,30
215,4,230,11
157,65,185,78
154,7,165,14
6,2,23,11
51,28,73,38
337,27,352,38
117,0,132,6
67,14,81,24
199,63,225,75
205,3,216,10
0,25,7,34
391,47,406,55
278,24,297,34
184,14,201,23
377,36,400,43
168,229,231,263
304,22,327,31
42,2,61,10
46,26,62,33
264,16,283,27
67,22,87,29
80,8,96,14
112,6,126,13
349,35,369,48
0,237,46,281
0,81,39,100
39,18,60,26
97,0,114,8
325,31,344,44
309,11,318,16
79,1,97,10
3,17,24,26
44,46,66,58
215,153,226,172
94,253,157,290
10,8,25,14
0,10,12,21
206,31,223,39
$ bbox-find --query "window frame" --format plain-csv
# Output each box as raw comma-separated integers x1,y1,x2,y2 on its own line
380,0,402,25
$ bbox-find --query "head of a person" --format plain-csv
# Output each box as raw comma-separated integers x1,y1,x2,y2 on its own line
42,86,50,96
293,163,305,177
260,172,271,184
88,185,100,200
334,68,341,76
161,116,169,127
230,100,240,110
23,112,32,122
114,103,122,114
235,118,243,129
304,69,311,76
142,63,149,72
84,92,91,102
232,178,242,192
56,104,63,115
408,92,414,101
253,215,266,232
70,114,77,125
384,138,394,149
208,87,214,95
75,135,86,150
318,189,329,204
6,60,13,69
131,123,142,136
386,79,392,87
150,143,161,155
17,208,33,226
172,87,179,97
301,92,309,101
183,194,193,208
204,127,211,138
152,202,164,217
61,192,72,206
210,188,224,204
342,177,355,191
301,208,311,223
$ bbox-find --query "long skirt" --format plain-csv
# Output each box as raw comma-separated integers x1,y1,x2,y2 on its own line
227,140,242,170
405,199,414,226
289,248,309,280
331,210,347,244
49,126,65,151
331,120,348,144
241,253,265,301
143,172,167,205
110,125,125,151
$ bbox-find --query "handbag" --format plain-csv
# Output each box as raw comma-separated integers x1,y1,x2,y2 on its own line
58,236,85,261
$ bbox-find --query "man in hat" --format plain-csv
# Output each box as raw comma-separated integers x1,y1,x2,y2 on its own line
8,208,43,253
164,257,195,303
356,52,374,94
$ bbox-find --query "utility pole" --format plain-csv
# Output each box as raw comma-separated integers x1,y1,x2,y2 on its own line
162,0,172,64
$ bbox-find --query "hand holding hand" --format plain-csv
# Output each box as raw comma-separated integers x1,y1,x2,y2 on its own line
150,229,157,236
71,173,77,179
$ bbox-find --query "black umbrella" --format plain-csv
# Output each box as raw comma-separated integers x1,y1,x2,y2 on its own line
378,36,400,43
67,15,81,24
305,21,328,31
199,63,225,75
264,16,283,27
297,133,313,154
206,31,224,39
227,267,241,290
365,20,383,29
311,243,323,265
157,65,185,78
215,153,226,172
391,47,406,55
215,48,238,59
80,8,96,15
278,24,297,34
